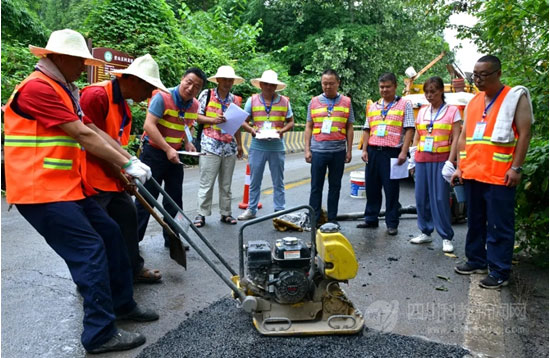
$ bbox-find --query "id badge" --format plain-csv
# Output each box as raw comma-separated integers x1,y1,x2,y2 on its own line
263,121,272,130
184,125,193,143
376,123,387,137
473,122,487,140
424,136,434,152
321,119,333,134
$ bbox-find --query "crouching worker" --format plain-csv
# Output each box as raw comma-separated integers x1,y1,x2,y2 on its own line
80,54,167,284
3,29,158,354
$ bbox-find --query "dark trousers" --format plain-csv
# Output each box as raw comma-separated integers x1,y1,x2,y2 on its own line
16,198,136,350
363,146,401,228
309,149,346,222
93,191,144,277
136,142,184,242
464,179,516,280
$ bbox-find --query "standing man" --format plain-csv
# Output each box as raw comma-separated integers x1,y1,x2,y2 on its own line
135,68,206,246
358,72,415,235
238,70,295,220
305,69,354,227
80,54,167,283
193,66,244,227
3,29,157,354
453,55,533,289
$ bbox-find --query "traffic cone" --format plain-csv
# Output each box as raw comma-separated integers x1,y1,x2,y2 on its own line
238,163,262,209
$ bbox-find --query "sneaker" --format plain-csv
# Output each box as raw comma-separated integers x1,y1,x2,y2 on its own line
87,329,145,354
479,275,509,289
386,227,398,236
238,209,256,221
454,263,488,275
117,305,159,322
410,233,432,244
442,239,454,253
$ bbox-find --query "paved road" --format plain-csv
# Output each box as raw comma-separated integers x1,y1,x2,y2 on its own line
1,149,547,357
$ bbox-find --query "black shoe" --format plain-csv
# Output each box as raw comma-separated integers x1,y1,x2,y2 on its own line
87,329,145,354
479,275,509,289
117,305,159,322
356,221,379,228
454,263,488,275
386,227,398,236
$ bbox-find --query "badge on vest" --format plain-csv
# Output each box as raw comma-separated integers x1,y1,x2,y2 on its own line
184,125,193,143
473,122,487,140
423,136,434,152
376,123,387,137
321,119,333,134
263,121,272,131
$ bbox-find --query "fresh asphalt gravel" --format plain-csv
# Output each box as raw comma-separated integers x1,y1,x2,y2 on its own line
137,297,470,358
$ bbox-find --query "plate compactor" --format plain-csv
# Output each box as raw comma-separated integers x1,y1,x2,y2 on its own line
134,178,364,336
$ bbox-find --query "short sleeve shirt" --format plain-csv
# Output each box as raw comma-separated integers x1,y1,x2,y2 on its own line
362,97,415,147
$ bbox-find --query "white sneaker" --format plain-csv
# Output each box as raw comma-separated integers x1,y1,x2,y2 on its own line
442,239,454,253
410,233,433,244
238,209,256,221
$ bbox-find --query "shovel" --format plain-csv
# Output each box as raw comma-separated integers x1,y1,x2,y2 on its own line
118,173,187,268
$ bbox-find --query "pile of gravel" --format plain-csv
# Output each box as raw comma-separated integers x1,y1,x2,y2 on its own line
138,297,470,358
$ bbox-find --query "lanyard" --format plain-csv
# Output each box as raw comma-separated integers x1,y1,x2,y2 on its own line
322,94,338,117
481,86,505,121
216,89,231,112
55,80,84,121
381,96,396,120
117,103,130,142
428,103,445,133
260,94,275,116
178,99,192,120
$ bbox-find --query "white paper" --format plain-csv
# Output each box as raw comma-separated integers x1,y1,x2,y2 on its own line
255,129,280,140
218,103,249,136
176,151,205,157
390,158,409,179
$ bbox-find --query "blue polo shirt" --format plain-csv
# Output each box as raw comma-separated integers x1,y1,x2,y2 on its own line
148,85,192,117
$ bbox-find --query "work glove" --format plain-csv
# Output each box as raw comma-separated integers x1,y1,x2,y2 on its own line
130,156,152,180
407,146,417,170
441,160,456,184
124,159,148,184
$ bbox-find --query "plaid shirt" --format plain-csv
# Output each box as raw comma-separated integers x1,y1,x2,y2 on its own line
362,98,415,147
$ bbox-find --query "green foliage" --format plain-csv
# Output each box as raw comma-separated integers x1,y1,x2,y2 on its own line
1,41,38,105
514,138,549,266
1,0,48,44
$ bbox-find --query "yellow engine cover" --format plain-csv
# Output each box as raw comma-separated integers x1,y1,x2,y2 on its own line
315,230,358,280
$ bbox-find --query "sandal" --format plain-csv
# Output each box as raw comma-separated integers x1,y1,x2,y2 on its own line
134,267,162,284
220,215,237,225
194,215,205,228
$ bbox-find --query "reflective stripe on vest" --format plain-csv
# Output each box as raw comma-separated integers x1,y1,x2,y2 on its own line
415,105,457,162
203,89,243,143
3,71,94,204
146,89,199,150
367,99,407,147
459,86,517,185
81,80,132,192
251,94,288,129
310,95,351,141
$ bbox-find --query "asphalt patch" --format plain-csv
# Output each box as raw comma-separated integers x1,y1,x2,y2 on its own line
137,297,470,358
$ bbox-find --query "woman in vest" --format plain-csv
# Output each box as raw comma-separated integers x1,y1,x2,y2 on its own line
194,66,244,227
409,77,461,253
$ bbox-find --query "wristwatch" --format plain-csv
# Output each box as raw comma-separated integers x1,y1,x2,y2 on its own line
511,166,523,173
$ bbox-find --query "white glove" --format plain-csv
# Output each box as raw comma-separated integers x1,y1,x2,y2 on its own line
408,145,417,157
441,160,456,184
130,156,152,180
124,159,148,184
408,156,416,170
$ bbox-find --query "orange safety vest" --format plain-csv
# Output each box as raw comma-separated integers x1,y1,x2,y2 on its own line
367,97,408,147
251,94,289,130
415,104,458,163
310,95,350,141
203,89,243,143
81,80,131,192
3,71,96,204
145,89,199,150
459,86,517,185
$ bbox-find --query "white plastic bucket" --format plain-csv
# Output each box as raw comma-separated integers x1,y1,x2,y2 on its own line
350,171,366,198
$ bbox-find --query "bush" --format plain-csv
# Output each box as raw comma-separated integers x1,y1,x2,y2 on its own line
514,137,549,266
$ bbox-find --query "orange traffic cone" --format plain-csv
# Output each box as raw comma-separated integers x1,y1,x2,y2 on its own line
238,163,262,209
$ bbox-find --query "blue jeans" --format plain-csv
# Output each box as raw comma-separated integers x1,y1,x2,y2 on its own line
309,150,346,222
136,142,184,242
16,198,136,351
248,149,285,213
415,161,454,240
363,146,401,228
464,180,516,280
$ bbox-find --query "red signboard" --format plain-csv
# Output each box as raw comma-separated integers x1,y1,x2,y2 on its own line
88,47,134,84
